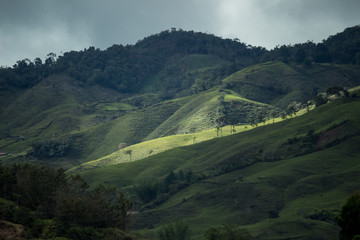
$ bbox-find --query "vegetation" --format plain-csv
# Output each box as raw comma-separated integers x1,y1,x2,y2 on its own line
79,92,360,239
1,25,360,239
0,164,134,239
158,219,191,240
204,225,252,240
2,34,360,167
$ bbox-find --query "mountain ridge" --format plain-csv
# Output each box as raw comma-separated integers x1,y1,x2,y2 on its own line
1,25,360,168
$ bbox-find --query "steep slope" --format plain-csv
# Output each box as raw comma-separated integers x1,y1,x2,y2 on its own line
145,89,275,140
79,92,360,239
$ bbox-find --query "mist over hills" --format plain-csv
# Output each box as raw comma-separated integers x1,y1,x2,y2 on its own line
1,25,360,239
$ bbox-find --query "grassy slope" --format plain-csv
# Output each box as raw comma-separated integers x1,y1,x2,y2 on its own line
0,76,189,166
69,124,258,172
77,96,191,162
223,62,360,108
0,74,197,166
144,89,268,140
0,55,229,166
2,62,360,169
80,95,360,239
72,89,275,171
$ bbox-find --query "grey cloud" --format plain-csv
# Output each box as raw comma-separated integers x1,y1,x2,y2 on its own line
0,0,359,66
214,0,360,48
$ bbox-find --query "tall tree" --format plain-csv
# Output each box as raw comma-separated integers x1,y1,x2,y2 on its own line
337,191,360,240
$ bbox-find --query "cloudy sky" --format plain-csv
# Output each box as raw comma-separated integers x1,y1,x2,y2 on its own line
1,0,359,67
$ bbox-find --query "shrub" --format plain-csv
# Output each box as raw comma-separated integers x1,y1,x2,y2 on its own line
205,225,253,240
134,180,159,203
158,219,191,240
307,208,338,224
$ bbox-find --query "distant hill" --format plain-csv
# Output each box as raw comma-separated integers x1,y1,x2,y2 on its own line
1,26,360,169
223,61,360,108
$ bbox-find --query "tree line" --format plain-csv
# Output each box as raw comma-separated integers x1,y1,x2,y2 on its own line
1,26,359,96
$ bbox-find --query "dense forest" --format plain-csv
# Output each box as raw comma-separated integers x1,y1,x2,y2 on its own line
0,164,135,239
1,26,360,96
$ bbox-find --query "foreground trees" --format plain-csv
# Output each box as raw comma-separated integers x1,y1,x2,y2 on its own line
0,164,134,239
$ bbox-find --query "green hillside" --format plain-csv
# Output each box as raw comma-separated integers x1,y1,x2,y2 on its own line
3,61,359,168
223,61,360,108
68,89,277,171
144,89,274,140
2,26,360,169
79,92,360,239
1,26,360,239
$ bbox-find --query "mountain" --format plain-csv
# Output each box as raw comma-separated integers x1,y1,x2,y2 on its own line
1,26,360,168
1,25,360,238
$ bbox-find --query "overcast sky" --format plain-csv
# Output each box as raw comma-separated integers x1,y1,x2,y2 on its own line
1,0,359,67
